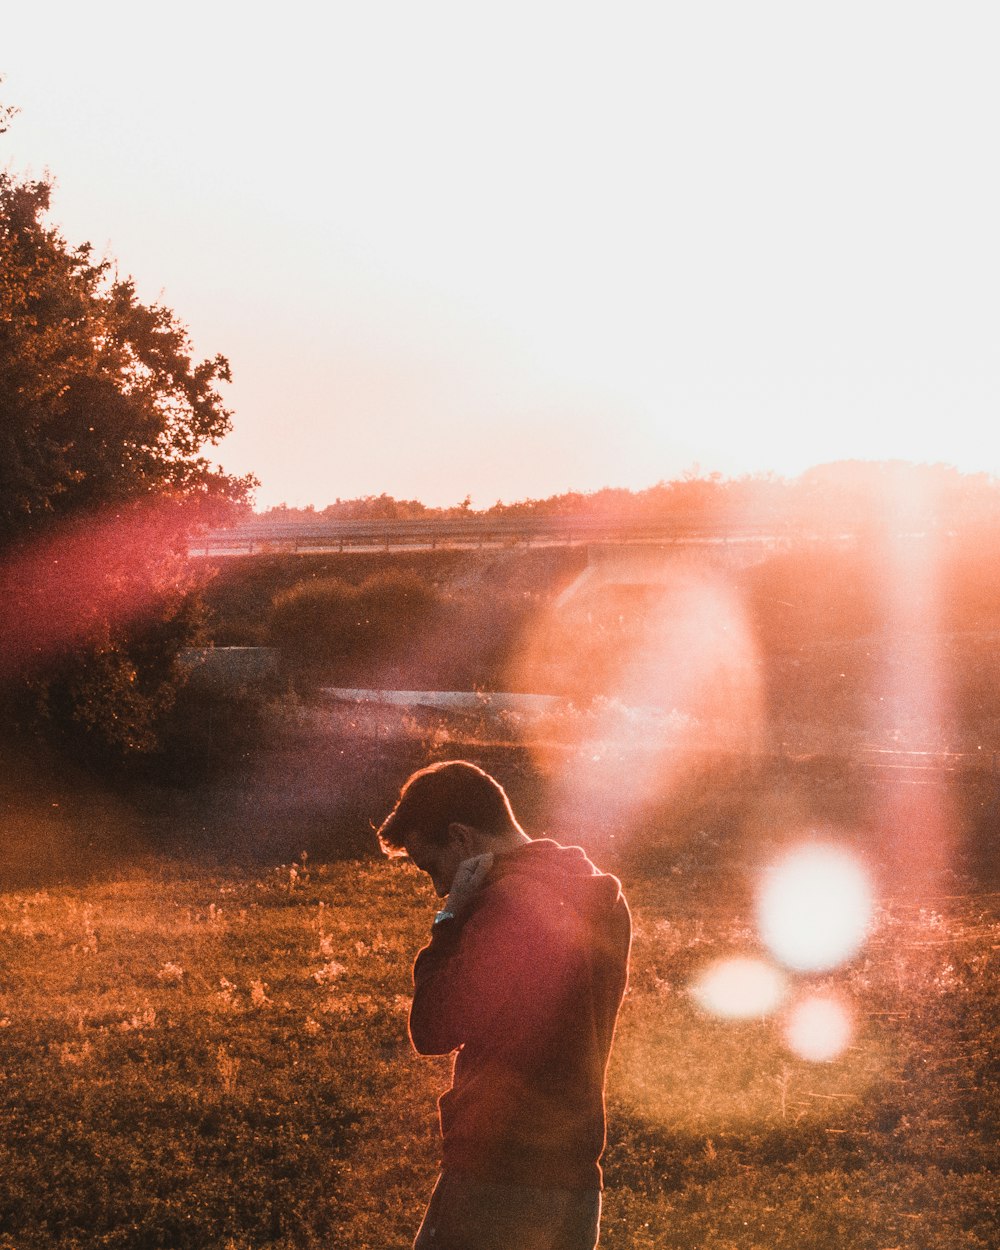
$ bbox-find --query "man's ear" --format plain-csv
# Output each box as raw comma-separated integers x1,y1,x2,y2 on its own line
447,822,478,857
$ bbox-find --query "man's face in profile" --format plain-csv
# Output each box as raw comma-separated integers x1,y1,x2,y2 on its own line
402,828,465,898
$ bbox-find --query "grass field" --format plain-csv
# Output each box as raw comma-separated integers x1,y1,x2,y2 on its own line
0,842,996,1249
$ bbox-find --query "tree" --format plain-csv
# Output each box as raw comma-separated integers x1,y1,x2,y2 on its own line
0,176,250,540
0,114,254,762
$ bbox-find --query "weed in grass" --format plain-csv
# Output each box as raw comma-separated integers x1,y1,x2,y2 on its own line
214,977,239,1012
248,979,271,1009
312,959,347,985
119,1003,156,1032
215,1044,240,1094
72,902,99,955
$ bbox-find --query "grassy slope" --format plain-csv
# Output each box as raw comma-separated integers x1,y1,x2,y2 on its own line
0,854,996,1250
196,545,1000,755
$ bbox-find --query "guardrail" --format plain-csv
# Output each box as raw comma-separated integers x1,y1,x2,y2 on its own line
189,515,807,556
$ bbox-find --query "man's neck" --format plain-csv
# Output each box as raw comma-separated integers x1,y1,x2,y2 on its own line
489,829,532,856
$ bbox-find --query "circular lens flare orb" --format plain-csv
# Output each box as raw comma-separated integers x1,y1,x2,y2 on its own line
691,957,787,1019
784,993,854,1062
757,844,873,972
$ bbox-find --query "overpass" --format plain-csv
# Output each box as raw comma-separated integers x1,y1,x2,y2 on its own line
189,513,807,558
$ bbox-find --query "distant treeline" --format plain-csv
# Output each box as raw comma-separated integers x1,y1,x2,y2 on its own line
259,460,1000,534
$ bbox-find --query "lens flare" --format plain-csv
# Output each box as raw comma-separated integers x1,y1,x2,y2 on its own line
0,498,204,676
784,992,854,1062
757,844,873,972
868,468,955,893
690,957,786,1019
513,560,763,838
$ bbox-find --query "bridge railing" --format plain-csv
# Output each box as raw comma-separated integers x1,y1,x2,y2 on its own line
191,514,804,555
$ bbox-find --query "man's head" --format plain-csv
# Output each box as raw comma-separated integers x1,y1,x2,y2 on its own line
376,760,526,896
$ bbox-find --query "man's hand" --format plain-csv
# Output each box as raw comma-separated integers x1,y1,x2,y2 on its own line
443,852,494,920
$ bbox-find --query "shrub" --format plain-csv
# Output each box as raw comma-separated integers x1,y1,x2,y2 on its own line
270,570,443,689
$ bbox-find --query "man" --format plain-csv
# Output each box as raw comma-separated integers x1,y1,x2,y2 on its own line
377,759,631,1250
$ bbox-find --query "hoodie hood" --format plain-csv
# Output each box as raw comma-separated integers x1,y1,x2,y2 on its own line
486,837,625,916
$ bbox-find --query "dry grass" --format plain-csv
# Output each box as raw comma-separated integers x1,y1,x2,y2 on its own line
0,852,996,1248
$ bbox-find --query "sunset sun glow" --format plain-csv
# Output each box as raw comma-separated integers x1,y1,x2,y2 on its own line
5,3,999,508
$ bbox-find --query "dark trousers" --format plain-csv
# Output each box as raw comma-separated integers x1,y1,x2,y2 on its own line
413,1170,601,1250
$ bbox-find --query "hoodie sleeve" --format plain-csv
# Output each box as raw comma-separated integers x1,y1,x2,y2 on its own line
408,877,607,1059
408,914,468,1056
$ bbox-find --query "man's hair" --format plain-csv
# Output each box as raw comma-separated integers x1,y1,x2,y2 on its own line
376,760,520,857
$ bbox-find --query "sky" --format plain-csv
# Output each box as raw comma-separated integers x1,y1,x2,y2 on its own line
3,2,999,509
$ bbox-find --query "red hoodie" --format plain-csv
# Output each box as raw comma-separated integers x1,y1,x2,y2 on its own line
409,839,631,1190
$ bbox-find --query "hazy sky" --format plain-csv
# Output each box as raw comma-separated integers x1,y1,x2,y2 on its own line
4,2,998,508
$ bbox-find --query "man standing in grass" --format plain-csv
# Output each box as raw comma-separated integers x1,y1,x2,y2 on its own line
377,760,631,1250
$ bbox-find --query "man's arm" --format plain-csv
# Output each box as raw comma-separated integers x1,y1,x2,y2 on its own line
408,853,494,1055
409,879,582,1060
408,917,467,1055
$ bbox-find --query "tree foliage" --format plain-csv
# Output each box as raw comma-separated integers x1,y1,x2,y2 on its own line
0,176,250,542
260,462,1000,536
0,117,253,762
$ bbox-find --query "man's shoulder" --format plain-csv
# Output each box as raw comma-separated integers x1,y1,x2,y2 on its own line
472,853,628,932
